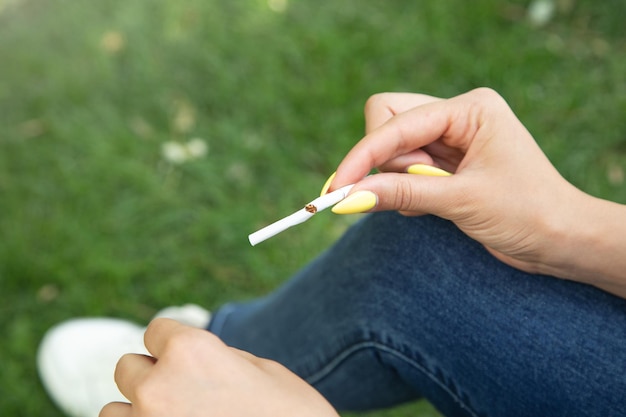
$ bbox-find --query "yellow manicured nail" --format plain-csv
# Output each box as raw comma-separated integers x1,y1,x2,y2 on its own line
319,172,336,196
331,191,378,214
407,164,452,176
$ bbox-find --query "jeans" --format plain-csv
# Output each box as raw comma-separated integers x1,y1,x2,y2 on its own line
208,212,626,417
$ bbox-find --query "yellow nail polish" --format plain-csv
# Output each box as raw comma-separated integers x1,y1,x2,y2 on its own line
331,191,378,214
407,164,452,176
319,172,336,196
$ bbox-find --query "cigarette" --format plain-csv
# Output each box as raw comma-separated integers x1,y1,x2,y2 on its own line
248,184,355,246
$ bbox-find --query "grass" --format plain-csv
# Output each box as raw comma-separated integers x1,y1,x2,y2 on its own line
0,0,625,416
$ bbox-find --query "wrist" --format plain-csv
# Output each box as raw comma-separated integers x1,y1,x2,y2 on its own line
542,190,626,297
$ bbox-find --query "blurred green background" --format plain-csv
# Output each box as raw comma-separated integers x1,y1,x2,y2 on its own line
1,0,624,416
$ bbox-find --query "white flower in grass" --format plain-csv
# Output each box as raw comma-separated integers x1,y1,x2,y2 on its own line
162,141,187,164
162,138,208,164
527,0,555,27
186,138,208,158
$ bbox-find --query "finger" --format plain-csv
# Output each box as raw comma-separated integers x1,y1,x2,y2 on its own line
398,210,429,217
333,89,501,191
114,353,156,403
343,172,461,217
228,346,261,362
364,92,443,133
144,317,226,362
376,149,435,173
333,99,455,191
99,401,132,417
143,318,188,358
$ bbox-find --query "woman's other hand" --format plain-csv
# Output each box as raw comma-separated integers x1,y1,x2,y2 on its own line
100,318,339,417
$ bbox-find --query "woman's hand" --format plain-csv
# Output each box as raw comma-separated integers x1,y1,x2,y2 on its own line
100,318,339,417
327,88,626,297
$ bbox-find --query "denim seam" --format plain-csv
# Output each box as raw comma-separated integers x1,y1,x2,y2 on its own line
304,340,479,417
211,305,478,415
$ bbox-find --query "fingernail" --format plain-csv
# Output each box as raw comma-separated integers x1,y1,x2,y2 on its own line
319,172,336,196
407,164,452,176
331,191,378,214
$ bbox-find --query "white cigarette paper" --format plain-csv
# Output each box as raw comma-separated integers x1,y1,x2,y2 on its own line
248,184,355,246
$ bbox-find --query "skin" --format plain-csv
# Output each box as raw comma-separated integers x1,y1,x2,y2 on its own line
100,318,340,417
102,88,626,416
330,88,626,299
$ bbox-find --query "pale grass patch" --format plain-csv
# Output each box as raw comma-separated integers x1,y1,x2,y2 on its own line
267,0,288,13
100,30,126,54
0,0,23,15
172,99,197,134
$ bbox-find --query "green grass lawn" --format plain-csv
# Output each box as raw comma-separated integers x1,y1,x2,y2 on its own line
1,0,625,415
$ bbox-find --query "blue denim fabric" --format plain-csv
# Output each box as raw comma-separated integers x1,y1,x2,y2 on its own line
209,212,626,417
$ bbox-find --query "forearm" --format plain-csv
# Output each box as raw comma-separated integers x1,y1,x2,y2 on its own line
546,193,626,298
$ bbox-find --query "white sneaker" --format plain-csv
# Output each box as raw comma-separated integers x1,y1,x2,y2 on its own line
37,304,211,417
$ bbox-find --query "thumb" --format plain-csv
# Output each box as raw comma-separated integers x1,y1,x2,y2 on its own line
331,172,457,217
